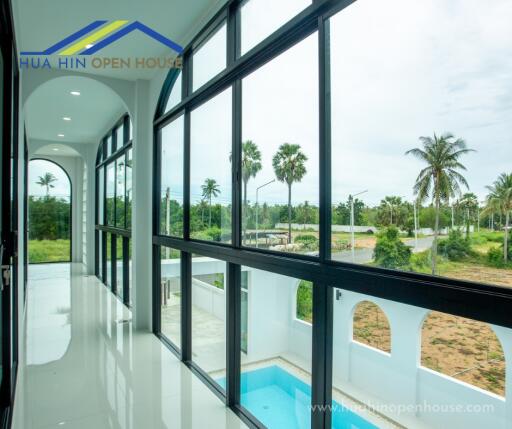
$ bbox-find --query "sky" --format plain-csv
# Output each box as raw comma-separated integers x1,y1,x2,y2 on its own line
29,159,71,200
162,0,512,208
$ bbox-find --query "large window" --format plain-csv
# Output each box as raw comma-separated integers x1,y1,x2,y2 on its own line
329,0,512,289
153,1,512,428
192,23,227,91
160,115,184,237
242,34,318,253
95,114,132,307
192,254,226,389
190,88,232,243
159,247,181,349
28,159,72,263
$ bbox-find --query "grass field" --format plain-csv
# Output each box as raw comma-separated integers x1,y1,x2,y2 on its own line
29,239,70,263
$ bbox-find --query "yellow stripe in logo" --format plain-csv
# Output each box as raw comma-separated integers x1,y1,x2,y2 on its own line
59,20,129,55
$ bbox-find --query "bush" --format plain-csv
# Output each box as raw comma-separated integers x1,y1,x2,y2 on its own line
191,226,222,241
296,280,313,323
486,245,512,268
438,230,473,261
294,234,318,250
373,226,411,269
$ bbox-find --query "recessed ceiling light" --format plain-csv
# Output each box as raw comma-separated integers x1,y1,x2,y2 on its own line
53,148,59,151
70,91,80,96
62,117,71,121
58,134,65,138
85,44,94,49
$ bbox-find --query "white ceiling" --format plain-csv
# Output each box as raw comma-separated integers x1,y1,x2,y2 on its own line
13,0,226,80
34,143,82,158
25,76,126,144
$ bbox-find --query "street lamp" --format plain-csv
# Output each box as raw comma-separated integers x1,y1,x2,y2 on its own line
255,179,275,248
350,190,368,262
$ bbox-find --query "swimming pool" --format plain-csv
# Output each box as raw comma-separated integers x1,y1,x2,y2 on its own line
219,365,379,429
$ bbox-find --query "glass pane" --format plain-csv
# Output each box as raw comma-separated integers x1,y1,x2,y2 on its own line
192,23,227,91
190,88,232,242
330,0,512,288
126,149,132,229
116,237,123,300
115,156,126,228
192,254,226,389
106,136,112,157
128,239,133,306
240,0,310,55
332,287,506,428
28,159,72,263
116,124,124,149
160,246,181,348
165,72,182,112
239,267,312,428
106,163,115,226
106,233,112,287
242,34,318,254
160,116,184,237
98,166,104,225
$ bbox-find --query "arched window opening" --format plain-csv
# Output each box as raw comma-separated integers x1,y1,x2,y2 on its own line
28,159,71,263
295,280,313,323
421,311,505,396
353,301,391,353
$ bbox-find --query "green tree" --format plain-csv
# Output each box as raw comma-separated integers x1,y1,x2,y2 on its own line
241,140,262,241
405,133,474,274
201,178,220,228
484,173,512,263
373,226,411,269
272,143,308,244
457,192,478,238
36,172,57,196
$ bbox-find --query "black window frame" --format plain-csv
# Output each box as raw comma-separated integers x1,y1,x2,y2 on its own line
152,1,512,428
95,114,132,308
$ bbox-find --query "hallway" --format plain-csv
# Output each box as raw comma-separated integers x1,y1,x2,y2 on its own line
12,264,246,429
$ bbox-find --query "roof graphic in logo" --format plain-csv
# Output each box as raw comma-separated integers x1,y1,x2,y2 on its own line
21,20,183,56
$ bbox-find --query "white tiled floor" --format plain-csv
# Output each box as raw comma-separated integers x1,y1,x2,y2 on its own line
12,263,248,429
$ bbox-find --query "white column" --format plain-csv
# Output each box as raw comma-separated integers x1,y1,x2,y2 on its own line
132,79,152,331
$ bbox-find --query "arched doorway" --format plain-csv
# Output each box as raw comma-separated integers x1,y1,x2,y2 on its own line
28,159,72,263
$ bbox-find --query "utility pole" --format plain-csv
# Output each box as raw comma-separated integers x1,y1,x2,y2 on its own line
350,190,368,262
165,187,170,258
255,179,275,248
414,200,418,249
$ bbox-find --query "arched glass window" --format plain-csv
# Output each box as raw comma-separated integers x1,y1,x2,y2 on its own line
28,159,71,263
421,311,505,396
295,280,312,323
352,301,391,353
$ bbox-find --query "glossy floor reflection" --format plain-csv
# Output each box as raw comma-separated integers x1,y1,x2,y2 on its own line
13,263,247,429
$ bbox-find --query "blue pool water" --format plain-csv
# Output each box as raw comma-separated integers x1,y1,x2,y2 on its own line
218,365,378,429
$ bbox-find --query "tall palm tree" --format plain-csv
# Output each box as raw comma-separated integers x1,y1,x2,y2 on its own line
405,133,474,274
36,172,57,196
201,178,220,228
458,192,478,238
272,143,308,244
484,173,512,263
241,141,262,242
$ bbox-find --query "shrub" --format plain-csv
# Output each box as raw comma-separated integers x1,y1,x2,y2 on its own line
296,280,313,323
438,230,473,261
191,226,222,241
294,234,319,250
486,246,511,268
373,226,411,269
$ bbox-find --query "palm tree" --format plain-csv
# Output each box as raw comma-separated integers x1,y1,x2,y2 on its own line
458,192,478,238
36,172,57,196
484,173,512,263
201,178,220,228
272,143,308,244
241,141,262,242
405,133,474,274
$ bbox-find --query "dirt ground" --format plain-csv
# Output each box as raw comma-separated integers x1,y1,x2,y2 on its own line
353,304,505,396
439,264,512,288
